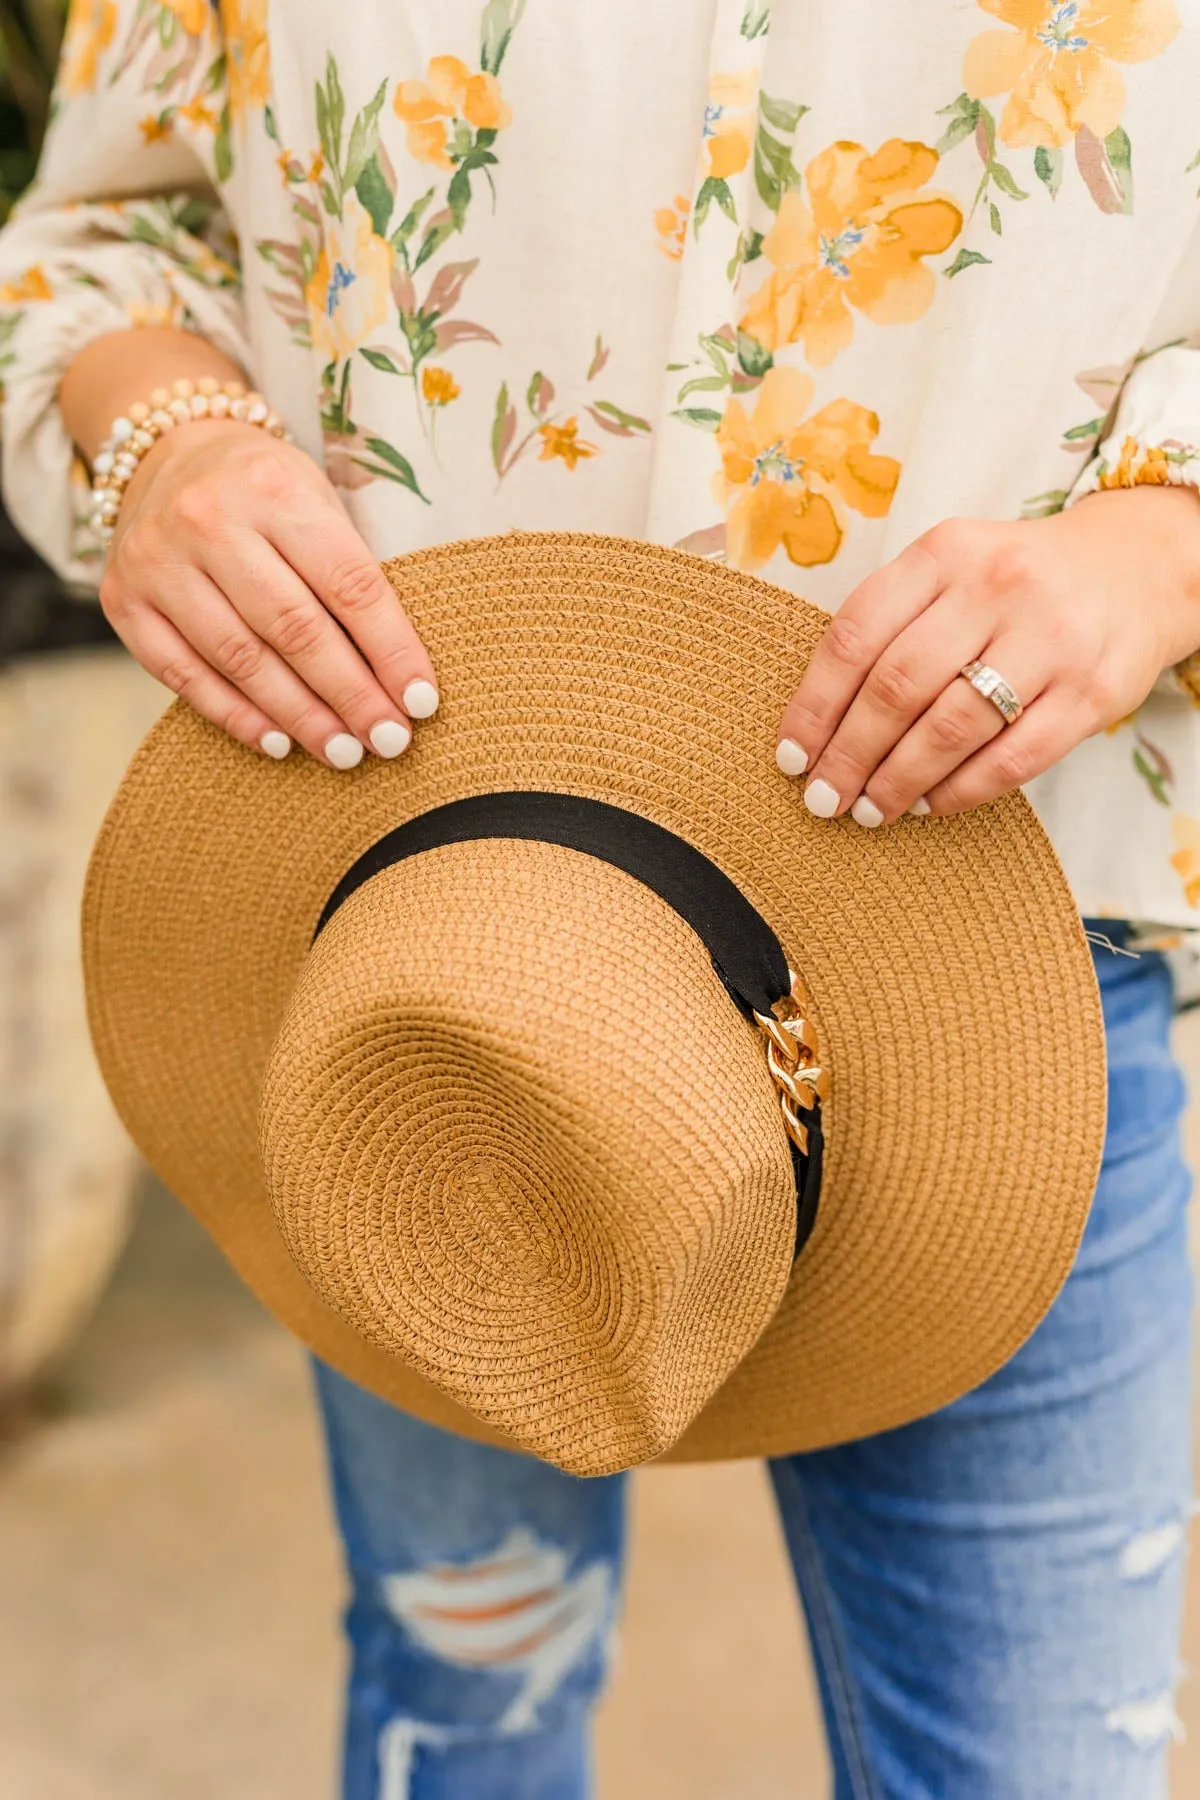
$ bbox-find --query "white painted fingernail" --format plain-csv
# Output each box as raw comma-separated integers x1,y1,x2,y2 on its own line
324,732,364,770
803,778,840,819
775,737,809,777
851,795,885,829
402,678,440,719
369,719,412,758
909,795,932,816
260,730,291,760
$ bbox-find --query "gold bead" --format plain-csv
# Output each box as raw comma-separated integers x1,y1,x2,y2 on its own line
148,386,171,409
197,376,220,397
128,400,150,424
224,379,247,399
171,377,196,399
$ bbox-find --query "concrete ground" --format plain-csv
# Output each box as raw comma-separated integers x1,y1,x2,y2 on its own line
3,1027,1200,1798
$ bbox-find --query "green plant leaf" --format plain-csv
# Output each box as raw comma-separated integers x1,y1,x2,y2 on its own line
492,381,516,473
390,187,435,256
694,175,737,231
342,78,388,197
944,246,991,277
740,0,770,39
355,436,429,501
447,165,472,228
678,372,731,401
587,334,609,381
526,370,554,416
213,104,232,183
990,160,1028,201
1105,125,1133,213
590,399,651,433
1020,488,1069,519
480,0,527,74
316,53,345,182
1062,417,1104,441
355,155,394,238
754,126,800,211
413,212,458,271
758,91,807,135
935,96,981,156
359,346,406,374
1133,748,1170,807
1033,144,1063,197
671,406,723,430
736,329,773,377
988,200,1002,235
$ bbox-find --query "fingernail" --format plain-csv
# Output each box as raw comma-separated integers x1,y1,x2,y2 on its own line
403,678,440,720
909,796,932,816
260,730,291,760
851,795,885,829
775,737,809,777
324,732,364,770
803,778,840,819
369,719,412,758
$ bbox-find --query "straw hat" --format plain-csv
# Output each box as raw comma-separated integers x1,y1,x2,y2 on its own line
83,532,1106,1477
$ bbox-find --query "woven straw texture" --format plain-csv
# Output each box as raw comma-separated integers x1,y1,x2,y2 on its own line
83,532,1107,1475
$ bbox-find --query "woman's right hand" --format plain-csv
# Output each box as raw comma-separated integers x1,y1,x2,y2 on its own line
99,418,439,765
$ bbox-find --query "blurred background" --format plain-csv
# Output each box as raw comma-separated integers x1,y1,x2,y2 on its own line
0,7,1197,1797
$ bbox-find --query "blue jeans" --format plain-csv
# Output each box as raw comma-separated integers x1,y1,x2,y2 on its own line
313,931,1195,1798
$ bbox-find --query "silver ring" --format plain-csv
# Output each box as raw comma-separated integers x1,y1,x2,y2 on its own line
959,659,1023,725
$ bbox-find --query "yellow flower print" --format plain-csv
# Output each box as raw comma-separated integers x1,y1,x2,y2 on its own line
738,140,962,369
219,0,271,122
394,55,512,170
538,418,597,469
161,0,212,37
655,192,691,260
422,366,461,405
713,364,900,572
178,95,219,130
1097,434,1173,487
963,0,1179,149
304,197,393,362
703,71,757,180
59,0,118,96
1170,815,1200,907
126,298,184,329
0,265,52,303
139,114,172,145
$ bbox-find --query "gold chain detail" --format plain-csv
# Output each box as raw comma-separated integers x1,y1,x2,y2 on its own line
753,969,829,1157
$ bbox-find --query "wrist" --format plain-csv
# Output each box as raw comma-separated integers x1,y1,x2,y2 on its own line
1068,484,1200,668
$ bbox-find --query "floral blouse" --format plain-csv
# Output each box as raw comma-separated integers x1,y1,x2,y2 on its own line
4,0,1200,933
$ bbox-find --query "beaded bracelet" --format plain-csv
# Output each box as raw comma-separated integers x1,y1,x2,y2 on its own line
88,376,292,546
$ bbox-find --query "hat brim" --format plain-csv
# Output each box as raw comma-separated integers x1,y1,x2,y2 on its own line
83,533,1106,1462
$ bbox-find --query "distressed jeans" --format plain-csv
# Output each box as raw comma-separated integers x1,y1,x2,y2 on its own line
312,928,1195,1799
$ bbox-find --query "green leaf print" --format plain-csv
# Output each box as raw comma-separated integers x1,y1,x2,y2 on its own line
1033,145,1063,197
671,407,723,431
391,188,436,262
989,161,1028,201
987,201,1002,235
589,400,651,433
1134,747,1170,808
1104,127,1133,214
360,347,408,375
213,104,232,184
316,54,347,188
343,79,389,199
587,336,610,381
353,436,430,501
736,329,772,377
1074,124,1131,215
480,0,527,75
492,381,517,473
694,176,737,231
945,246,992,277
1020,488,1070,520
526,371,554,416
677,372,730,401
935,94,981,157
754,93,805,213
740,0,770,39
356,156,395,238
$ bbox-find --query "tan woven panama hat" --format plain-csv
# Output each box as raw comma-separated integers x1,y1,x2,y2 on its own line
83,532,1106,1478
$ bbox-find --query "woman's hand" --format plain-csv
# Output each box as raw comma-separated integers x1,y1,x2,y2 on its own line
99,418,439,765
775,486,1200,823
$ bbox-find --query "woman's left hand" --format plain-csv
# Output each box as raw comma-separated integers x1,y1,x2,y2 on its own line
776,485,1200,825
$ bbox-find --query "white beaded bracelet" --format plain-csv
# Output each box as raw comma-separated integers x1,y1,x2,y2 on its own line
88,375,292,546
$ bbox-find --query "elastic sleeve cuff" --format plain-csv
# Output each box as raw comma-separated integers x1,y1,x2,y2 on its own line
1066,343,1200,705
0,200,253,590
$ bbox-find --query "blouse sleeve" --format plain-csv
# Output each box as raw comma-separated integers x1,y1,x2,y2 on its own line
0,2,253,588
1068,345,1200,506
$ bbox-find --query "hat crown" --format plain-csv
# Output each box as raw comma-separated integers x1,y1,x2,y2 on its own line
258,839,798,1475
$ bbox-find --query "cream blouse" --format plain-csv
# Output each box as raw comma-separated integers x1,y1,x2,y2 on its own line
4,0,1200,931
